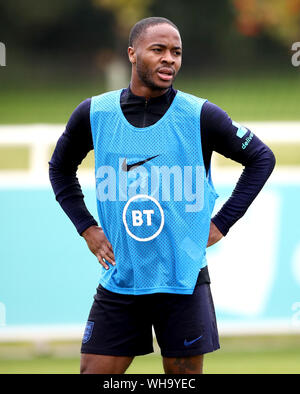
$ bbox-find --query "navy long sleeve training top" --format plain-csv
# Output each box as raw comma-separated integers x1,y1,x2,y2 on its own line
49,86,275,284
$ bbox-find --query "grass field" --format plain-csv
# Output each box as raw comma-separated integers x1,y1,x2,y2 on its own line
0,335,299,374
0,71,299,168
0,71,299,124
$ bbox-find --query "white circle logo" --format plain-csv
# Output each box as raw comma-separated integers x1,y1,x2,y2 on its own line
122,194,165,242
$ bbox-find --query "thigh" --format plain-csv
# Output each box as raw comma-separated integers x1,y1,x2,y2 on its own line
81,285,154,357
80,353,134,374
153,284,220,358
163,354,204,374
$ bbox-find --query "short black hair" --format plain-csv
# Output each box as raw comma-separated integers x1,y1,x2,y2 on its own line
129,17,179,47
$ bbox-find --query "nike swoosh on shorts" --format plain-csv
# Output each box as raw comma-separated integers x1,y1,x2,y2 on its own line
184,335,203,346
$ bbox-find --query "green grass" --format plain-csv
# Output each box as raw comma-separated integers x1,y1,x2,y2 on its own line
205,349,300,374
0,357,80,374
0,80,106,125
177,73,300,122
0,72,299,124
1,350,299,374
0,335,299,374
0,72,299,168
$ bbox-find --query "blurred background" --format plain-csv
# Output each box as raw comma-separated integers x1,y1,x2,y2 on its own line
0,0,300,374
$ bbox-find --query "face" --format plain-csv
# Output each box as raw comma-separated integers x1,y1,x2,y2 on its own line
128,23,182,95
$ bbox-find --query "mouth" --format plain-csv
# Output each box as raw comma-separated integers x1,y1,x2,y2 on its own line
157,67,174,82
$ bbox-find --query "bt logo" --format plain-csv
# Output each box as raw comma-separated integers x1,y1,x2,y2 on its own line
132,209,155,227
122,194,165,242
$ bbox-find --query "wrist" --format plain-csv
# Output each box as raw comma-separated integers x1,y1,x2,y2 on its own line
211,217,227,237
81,225,99,239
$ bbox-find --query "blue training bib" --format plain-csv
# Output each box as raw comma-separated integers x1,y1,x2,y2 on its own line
90,89,218,295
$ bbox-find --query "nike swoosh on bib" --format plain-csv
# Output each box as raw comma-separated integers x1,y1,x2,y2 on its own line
184,335,203,347
122,155,159,172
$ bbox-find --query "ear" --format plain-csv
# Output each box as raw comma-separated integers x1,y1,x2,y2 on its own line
128,46,136,64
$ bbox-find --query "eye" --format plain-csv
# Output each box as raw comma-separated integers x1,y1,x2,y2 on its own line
152,48,162,53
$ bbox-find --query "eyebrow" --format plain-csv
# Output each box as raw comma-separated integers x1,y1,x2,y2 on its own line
150,43,182,50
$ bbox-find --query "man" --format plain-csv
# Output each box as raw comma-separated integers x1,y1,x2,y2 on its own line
49,17,275,374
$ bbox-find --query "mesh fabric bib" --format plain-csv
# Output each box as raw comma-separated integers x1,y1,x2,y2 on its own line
90,89,218,295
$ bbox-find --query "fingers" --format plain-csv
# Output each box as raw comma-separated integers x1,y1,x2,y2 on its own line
96,247,116,270
83,227,116,270
103,251,115,266
107,241,114,252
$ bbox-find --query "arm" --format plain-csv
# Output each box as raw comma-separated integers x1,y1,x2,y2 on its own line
49,99,115,269
49,98,97,235
201,101,276,244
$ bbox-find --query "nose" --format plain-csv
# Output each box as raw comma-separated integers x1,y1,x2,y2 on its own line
161,50,175,64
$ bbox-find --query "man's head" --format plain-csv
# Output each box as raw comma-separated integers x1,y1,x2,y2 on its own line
128,17,182,97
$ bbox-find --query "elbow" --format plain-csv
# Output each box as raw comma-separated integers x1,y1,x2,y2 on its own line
48,160,57,183
267,148,276,174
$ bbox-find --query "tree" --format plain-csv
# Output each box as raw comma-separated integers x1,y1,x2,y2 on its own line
232,0,300,45
93,0,154,89
94,0,153,38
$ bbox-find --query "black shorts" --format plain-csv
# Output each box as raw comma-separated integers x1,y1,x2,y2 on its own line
81,283,220,358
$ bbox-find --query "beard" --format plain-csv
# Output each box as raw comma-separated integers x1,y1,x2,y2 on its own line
136,58,174,91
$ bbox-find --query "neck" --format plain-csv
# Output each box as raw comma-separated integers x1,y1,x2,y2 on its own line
129,79,169,99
